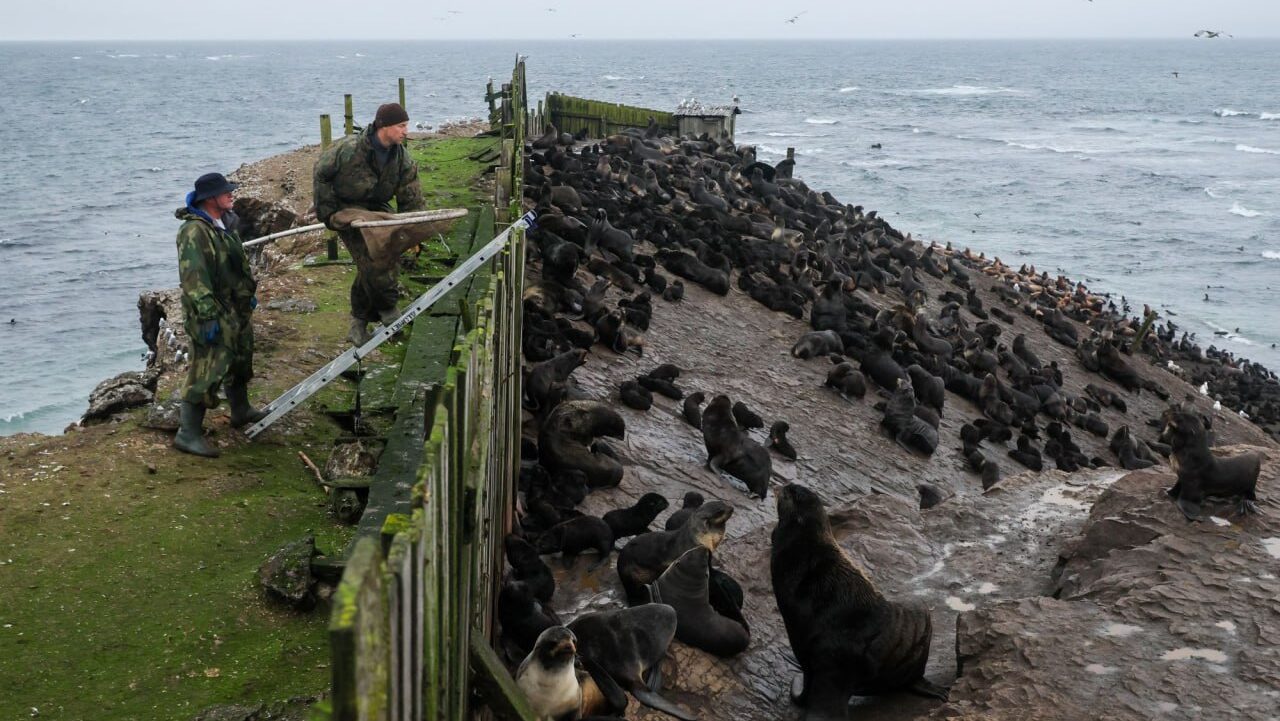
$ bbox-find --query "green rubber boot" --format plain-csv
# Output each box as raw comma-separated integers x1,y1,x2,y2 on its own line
173,401,219,458
227,383,268,429
348,316,372,347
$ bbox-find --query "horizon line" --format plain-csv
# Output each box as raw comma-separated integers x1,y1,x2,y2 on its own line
2,36,1278,42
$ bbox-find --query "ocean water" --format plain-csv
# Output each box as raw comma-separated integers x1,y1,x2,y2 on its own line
2,39,1278,435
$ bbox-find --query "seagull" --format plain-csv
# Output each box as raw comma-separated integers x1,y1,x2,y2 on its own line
569,33,581,38
1194,30,1232,38
1172,71,1179,79
973,212,982,218
784,11,807,23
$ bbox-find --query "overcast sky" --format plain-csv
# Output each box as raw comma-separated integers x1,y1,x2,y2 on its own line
4,0,1278,40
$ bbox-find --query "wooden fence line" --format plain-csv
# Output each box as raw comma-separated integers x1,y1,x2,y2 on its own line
536,91,676,139
322,56,532,721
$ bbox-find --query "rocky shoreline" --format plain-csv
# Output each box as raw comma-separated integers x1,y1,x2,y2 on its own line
502,122,1280,720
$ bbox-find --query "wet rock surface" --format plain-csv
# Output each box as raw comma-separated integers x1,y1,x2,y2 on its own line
935,451,1280,720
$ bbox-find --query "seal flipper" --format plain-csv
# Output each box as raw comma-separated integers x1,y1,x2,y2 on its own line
579,655,628,712
1176,496,1203,522
630,687,697,721
790,674,807,705
909,677,950,701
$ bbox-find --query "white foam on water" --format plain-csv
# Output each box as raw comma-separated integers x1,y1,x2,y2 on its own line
1215,108,1250,117
1230,202,1264,218
1204,187,1224,198
1262,112,1280,120
1263,251,1280,260
1215,621,1237,633
804,118,839,124
1006,141,1092,154
1102,623,1142,638
918,85,1017,96
1262,538,1280,559
1161,647,1228,663
71,56,81,60
946,596,976,612
764,132,815,137
1236,144,1280,155
838,86,859,93
1086,663,1118,675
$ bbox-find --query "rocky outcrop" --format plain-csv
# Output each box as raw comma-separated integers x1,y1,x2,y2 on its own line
933,448,1280,720
258,536,320,610
81,368,161,426
233,196,298,243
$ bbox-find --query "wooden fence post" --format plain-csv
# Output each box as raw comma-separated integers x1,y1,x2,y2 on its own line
345,94,355,135
787,147,795,162
321,114,332,149
398,77,406,110
330,537,390,721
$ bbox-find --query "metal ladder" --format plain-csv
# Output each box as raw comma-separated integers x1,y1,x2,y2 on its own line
244,210,535,439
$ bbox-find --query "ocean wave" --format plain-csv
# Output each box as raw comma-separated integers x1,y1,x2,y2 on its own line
1262,251,1280,260
1006,141,1091,154
602,74,643,80
1261,113,1280,121
838,86,858,93
1230,202,1264,218
805,118,839,125
916,85,1017,96
1204,187,1225,199
764,132,816,137
1215,108,1250,117
1205,321,1256,346
1236,144,1280,155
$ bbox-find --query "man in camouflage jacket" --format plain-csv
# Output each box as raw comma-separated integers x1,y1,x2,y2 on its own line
173,172,267,457
313,102,425,345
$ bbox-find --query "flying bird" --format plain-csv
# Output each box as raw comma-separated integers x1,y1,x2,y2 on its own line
1194,30,1232,38
785,11,807,24
1172,71,1179,78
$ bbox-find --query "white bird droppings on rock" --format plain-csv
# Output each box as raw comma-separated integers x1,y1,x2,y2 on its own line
1161,648,1229,663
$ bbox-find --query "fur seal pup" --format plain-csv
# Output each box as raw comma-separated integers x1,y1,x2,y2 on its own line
1161,407,1262,520
506,534,555,602
662,279,685,302
638,374,683,400
1109,425,1155,470
499,581,560,659
567,604,696,720
702,395,772,497
524,349,588,414
681,391,706,429
517,626,581,720
540,401,626,488
826,361,867,400
537,516,615,570
792,330,844,360
618,501,733,604
771,484,946,717
619,380,653,410
664,491,705,530
732,401,765,430
880,378,938,456
650,547,750,657
603,493,670,540
770,420,798,460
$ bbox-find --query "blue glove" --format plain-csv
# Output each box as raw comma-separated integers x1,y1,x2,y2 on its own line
250,296,258,310
199,319,220,344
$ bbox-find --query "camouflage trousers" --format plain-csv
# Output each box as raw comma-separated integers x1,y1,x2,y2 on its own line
183,315,254,407
338,227,399,323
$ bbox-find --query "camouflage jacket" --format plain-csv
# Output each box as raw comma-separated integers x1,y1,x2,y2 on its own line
313,126,426,228
174,204,257,332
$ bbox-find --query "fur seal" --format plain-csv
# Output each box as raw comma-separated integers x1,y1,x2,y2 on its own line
516,626,581,720
537,516,615,570
702,395,772,497
619,380,653,410
650,547,750,657
505,534,555,602
1161,407,1262,520
880,378,938,456
664,491,705,530
603,493,670,540
732,401,765,430
540,401,626,488
792,330,844,360
771,484,946,717
825,361,867,400
681,391,706,429
567,604,695,720
499,581,560,658
524,348,588,414
617,501,733,604
769,420,798,460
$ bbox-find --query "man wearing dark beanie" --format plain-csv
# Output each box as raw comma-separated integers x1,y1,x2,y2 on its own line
313,101,425,345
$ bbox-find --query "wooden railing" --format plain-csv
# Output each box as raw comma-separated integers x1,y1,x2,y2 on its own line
533,91,676,139
321,56,531,721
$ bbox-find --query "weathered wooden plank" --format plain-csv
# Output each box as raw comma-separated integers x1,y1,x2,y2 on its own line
330,537,389,721
469,634,539,721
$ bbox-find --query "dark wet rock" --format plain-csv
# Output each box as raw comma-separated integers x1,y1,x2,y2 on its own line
141,397,183,432
258,535,319,610
932,448,1280,720
81,368,160,425
191,704,263,721
264,298,317,313
234,196,298,241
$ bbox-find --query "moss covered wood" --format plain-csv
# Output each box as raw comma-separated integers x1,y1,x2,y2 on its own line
543,92,676,137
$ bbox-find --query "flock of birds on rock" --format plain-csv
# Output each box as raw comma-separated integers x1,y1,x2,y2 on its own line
498,117,1273,720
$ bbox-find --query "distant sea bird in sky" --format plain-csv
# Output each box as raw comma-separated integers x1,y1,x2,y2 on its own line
785,11,807,24
1194,30,1232,38
1172,71,1179,79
